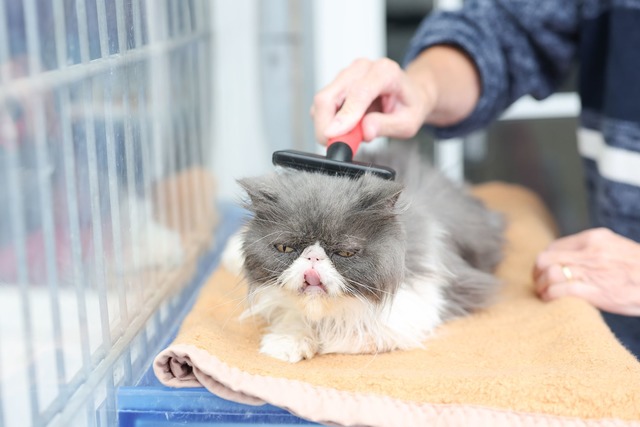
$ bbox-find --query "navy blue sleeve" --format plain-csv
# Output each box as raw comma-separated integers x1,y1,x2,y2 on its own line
404,0,581,138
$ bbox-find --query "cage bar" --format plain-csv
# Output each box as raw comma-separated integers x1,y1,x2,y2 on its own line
4,104,39,426
183,3,206,234
76,0,114,361
1,1,214,425
0,31,209,103
127,0,147,315
23,0,70,415
58,85,93,383
144,0,173,274
0,333,4,424
113,2,140,349
185,43,205,230
96,0,129,345
0,0,9,83
173,50,192,249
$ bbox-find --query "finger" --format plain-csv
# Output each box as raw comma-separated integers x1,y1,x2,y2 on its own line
363,110,421,141
325,59,403,139
312,59,373,144
312,89,345,144
533,248,601,281
534,250,567,279
532,237,584,283
534,264,584,294
534,263,570,295
546,229,597,252
541,280,601,305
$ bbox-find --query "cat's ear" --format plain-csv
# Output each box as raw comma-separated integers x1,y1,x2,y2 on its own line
357,180,403,211
380,188,402,210
386,189,402,209
237,177,278,210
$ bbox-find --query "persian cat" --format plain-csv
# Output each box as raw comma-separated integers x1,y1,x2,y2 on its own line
223,145,504,363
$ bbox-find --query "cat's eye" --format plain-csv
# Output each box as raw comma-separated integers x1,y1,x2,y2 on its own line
275,244,294,253
335,250,356,258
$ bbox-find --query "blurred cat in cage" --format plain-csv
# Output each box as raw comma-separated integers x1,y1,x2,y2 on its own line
0,46,183,285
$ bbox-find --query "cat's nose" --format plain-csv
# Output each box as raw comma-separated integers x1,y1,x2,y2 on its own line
302,243,327,263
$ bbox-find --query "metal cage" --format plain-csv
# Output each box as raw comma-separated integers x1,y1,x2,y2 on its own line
0,0,215,425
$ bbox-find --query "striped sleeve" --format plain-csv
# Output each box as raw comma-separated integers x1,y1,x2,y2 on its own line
403,0,580,138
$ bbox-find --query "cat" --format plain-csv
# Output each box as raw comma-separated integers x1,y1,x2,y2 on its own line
222,144,504,363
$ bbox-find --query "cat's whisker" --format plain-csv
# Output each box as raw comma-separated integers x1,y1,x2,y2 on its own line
210,293,252,312
255,256,291,277
261,267,287,277
346,289,372,309
250,217,294,230
220,278,281,332
344,278,394,297
341,234,365,244
214,287,257,332
242,230,285,249
356,348,380,372
341,285,379,316
204,272,254,313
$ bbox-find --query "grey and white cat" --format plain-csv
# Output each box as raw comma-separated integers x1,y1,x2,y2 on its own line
223,145,504,363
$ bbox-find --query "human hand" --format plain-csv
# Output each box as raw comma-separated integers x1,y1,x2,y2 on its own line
310,57,435,145
533,228,640,316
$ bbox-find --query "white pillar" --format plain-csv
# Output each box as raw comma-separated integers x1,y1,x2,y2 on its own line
210,0,270,201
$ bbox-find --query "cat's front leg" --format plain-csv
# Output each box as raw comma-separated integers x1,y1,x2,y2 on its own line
259,311,318,363
260,332,318,363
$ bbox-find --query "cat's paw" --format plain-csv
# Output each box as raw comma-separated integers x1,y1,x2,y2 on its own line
260,333,317,363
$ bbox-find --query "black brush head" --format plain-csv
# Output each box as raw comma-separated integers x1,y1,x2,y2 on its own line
273,149,396,181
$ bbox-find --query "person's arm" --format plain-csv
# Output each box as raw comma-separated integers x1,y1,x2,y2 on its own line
404,0,580,138
311,46,480,144
312,0,581,143
406,45,480,128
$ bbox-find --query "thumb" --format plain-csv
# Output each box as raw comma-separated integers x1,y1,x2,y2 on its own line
364,111,422,140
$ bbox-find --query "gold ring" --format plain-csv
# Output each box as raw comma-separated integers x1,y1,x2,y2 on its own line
561,265,573,281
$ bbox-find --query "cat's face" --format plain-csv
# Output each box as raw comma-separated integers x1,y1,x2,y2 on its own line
240,171,406,316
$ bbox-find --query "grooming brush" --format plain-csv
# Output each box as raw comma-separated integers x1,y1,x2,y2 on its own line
272,121,396,180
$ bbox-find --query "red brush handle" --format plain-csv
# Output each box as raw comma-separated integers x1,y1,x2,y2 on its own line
327,120,363,160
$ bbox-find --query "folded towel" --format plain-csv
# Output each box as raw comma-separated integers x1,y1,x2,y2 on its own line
154,183,640,426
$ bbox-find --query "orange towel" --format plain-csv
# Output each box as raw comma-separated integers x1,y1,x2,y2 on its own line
154,183,640,426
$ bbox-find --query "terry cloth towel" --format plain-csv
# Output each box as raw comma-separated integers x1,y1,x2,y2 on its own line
154,183,640,427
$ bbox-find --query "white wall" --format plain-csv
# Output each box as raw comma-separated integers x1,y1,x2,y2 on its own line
210,0,271,202
311,0,386,89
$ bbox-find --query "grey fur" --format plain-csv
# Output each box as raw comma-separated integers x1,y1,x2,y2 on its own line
239,144,504,318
